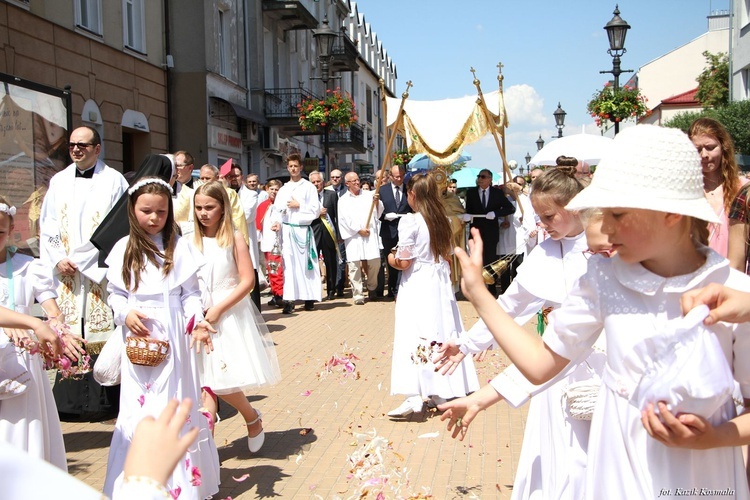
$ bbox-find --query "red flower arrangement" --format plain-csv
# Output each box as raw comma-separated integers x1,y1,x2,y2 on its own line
298,88,358,131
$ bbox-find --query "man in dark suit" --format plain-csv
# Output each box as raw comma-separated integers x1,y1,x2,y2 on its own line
377,164,412,299
464,168,515,296
310,171,339,300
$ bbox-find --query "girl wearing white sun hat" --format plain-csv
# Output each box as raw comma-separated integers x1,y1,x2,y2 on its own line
453,124,750,499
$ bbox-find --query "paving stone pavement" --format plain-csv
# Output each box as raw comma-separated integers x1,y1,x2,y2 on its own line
61,292,531,499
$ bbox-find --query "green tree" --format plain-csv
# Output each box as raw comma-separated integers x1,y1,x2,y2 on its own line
696,51,729,108
664,100,750,155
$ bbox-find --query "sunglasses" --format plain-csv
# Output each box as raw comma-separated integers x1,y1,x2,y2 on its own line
68,142,94,150
477,175,490,179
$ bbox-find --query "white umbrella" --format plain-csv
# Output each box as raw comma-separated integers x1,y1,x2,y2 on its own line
529,133,614,166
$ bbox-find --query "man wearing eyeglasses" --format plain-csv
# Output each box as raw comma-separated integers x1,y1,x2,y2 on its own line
172,150,195,195
325,169,347,198
464,168,515,296
40,125,128,421
337,172,383,305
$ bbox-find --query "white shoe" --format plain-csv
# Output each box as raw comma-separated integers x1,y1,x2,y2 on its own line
387,396,424,417
246,410,265,453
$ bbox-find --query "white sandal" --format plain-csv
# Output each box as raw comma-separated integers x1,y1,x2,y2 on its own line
246,410,265,453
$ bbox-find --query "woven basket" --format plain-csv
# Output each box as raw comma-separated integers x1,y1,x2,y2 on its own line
562,378,600,421
125,336,169,367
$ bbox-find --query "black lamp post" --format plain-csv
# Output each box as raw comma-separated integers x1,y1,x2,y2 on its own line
312,15,338,175
536,134,545,151
599,5,632,135
524,152,531,176
553,102,566,138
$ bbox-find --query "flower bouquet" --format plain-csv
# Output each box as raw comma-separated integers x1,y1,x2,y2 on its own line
587,82,651,128
298,88,357,132
17,320,91,379
392,149,413,167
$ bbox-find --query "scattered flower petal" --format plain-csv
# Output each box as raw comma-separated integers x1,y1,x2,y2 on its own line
300,390,312,396
137,395,145,407
418,432,439,439
190,466,202,486
232,474,250,482
169,486,181,499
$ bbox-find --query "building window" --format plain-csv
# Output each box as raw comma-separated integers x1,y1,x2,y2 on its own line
123,0,145,53
365,86,372,124
218,8,230,77
75,0,102,35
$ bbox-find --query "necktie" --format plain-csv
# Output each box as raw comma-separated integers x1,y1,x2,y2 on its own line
75,167,95,179
395,186,401,207
481,188,486,209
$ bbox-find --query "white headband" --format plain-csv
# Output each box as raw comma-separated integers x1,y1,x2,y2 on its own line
0,203,16,217
127,178,174,196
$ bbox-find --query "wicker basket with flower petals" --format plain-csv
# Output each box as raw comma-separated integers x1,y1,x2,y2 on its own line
125,336,170,367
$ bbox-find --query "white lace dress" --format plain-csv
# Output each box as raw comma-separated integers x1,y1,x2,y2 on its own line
103,235,220,499
196,237,281,395
390,213,479,398
0,253,66,470
545,248,750,499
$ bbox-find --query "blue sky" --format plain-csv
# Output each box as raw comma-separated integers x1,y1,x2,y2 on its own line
358,0,731,172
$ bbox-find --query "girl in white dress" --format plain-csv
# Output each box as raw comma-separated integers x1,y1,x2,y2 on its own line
0,197,70,470
436,167,607,500
103,178,220,499
386,173,479,417
191,182,281,453
448,125,750,499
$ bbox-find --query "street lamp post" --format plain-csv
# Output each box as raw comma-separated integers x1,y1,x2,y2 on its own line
553,102,566,138
536,134,545,152
599,4,632,135
524,152,531,176
312,15,338,176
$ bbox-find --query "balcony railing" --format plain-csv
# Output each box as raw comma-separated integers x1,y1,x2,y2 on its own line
330,33,359,73
264,87,319,119
329,122,366,154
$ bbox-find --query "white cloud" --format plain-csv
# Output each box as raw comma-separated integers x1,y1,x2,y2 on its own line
476,24,484,32
503,84,547,127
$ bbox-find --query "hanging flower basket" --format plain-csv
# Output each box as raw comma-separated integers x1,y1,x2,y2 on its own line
298,88,357,132
392,149,413,166
587,82,651,129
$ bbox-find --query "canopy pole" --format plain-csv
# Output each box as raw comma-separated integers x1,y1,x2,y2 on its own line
471,66,523,216
366,80,412,228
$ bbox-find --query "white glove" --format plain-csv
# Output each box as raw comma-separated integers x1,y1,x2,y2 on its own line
384,212,398,221
462,214,472,223
485,211,496,220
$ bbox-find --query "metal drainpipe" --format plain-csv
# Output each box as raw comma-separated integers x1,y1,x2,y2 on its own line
164,0,173,152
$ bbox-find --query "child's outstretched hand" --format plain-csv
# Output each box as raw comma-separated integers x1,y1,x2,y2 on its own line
681,284,750,325
33,320,62,359
641,402,715,449
432,341,466,376
455,228,489,303
123,398,200,486
190,320,216,354
125,310,150,336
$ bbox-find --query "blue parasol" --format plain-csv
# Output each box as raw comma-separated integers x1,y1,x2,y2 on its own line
406,151,472,171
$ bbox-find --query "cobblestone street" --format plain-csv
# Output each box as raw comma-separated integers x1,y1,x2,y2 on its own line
61,294,530,499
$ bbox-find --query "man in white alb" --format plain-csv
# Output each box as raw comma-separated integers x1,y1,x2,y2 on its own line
338,172,383,305
40,125,128,421
271,153,321,313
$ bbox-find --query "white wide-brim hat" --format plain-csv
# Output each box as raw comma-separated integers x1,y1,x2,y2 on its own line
566,125,719,223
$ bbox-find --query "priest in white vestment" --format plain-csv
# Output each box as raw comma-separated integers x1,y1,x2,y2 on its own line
338,172,383,305
40,125,127,421
271,153,321,313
